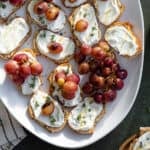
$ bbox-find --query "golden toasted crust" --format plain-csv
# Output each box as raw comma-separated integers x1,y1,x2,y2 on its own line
62,0,88,8
119,127,150,150
0,17,31,59
93,0,125,26
26,1,67,33
106,22,142,58
33,30,74,65
28,104,68,133
68,104,106,135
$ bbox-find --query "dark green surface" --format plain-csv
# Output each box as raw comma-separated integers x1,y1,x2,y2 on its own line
14,0,150,149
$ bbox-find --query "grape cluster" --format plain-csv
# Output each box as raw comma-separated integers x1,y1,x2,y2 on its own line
74,41,128,103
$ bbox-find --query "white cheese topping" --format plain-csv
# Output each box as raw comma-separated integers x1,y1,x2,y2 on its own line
0,1,15,18
28,0,66,32
94,0,122,26
30,90,65,127
105,26,138,56
36,30,75,60
68,97,103,131
70,4,101,46
0,18,29,54
133,132,150,150
21,75,41,95
64,0,87,7
52,65,82,107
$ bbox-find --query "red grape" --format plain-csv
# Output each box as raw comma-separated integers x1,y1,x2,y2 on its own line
13,53,28,64
55,71,66,81
19,64,31,78
115,78,124,90
116,69,128,80
82,82,93,94
102,67,112,77
92,46,106,60
48,42,63,54
78,62,90,74
80,44,92,56
31,62,43,76
66,73,80,84
63,81,78,94
4,60,19,75
9,0,25,6
94,93,103,103
62,91,75,100
103,89,117,102
104,57,114,67
74,51,86,63
12,74,24,85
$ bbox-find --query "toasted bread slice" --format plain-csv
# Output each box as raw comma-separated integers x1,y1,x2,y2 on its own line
0,1,25,23
27,0,66,32
68,3,102,46
0,17,31,59
68,97,105,134
93,0,124,26
6,48,42,95
28,90,68,133
105,22,142,57
62,0,87,8
120,127,150,150
33,30,75,64
48,63,82,108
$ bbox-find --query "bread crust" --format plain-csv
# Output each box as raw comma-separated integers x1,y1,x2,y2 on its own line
0,17,31,59
119,127,150,150
28,103,68,133
105,21,142,58
68,103,105,134
33,30,74,64
93,0,125,26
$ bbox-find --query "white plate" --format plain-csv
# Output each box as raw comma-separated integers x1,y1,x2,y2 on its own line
0,0,144,149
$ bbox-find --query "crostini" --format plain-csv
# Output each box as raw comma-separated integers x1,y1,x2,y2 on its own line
0,17,31,59
68,3,102,46
48,63,82,108
68,97,105,134
94,0,124,26
0,0,25,22
4,48,43,96
28,90,68,133
27,0,66,32
120,127,150,150
62,0,87,8
105,22,142,57
34,30,75,64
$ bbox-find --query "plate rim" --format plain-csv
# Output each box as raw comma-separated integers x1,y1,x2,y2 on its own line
0,0,145,149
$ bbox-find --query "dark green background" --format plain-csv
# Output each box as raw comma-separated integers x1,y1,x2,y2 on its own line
14,0,150,149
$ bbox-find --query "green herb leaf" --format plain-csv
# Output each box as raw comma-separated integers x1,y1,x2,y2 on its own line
92,26,97,31
29,76,36,88
35,101,39,108
46,96,51,103
0,2,6,9
77,114,81,121
50,116,56,124
40,31,46,38
51,34,55,42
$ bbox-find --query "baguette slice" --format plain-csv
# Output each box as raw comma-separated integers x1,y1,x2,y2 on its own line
28,90,68,133
62,0,87,8
94,0,124,26
120,127,150,150
33,30,75,64
68,3,102,46
0,1,25,23
105,22,142,57
48,63,82,108
6,48,42,96
68,97,105,134
27,0,66,32
0,17,31,59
